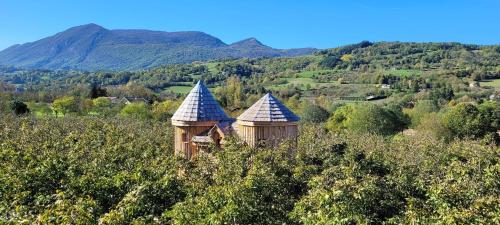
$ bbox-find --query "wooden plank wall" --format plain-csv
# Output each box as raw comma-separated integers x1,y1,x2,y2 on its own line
174,126,213,159
238,124,298,147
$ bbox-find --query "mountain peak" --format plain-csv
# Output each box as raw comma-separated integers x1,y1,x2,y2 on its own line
82,23,104,29
231,38,266,47
243,37,263,45
69,23,107,32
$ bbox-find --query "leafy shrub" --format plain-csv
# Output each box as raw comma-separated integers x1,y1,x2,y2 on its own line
120,103,152,120
52,96,79,115
443,103,492,138
301,104,330,123
326,103,406,135
404,100,439,127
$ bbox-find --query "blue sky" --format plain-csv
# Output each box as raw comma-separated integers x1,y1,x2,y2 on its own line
0,0,499,50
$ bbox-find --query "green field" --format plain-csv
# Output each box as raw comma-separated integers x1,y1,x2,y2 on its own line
479,79,500,90
267,69,338,90
163,86,193,94
163,84,220,94
282,77,317,85
387,69,422,77
205,62,219,74
294,69,337,78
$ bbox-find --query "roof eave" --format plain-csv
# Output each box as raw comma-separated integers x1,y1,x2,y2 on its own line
236,120,299,127
172,120,220,126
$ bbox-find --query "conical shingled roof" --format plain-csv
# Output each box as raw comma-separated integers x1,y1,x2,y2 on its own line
237,93,300,122
171,81,229,122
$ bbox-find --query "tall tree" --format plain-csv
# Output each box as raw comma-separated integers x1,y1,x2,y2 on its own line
88,83,107,99
9,100,30,115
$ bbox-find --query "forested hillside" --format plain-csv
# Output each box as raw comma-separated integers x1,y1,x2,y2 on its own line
2,41,499,105
0,41,499,224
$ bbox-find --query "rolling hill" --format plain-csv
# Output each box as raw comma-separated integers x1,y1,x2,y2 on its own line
0,24,316,71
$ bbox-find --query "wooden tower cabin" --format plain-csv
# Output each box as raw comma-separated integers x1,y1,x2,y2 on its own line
171,81,232,158
236,93,300,147
172,83,300,159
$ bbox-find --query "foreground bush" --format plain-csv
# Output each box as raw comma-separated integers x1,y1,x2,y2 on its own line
0,116,175,223
0,116,498,224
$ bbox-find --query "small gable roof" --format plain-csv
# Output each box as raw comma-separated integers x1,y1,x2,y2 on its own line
122,97,148,104
237,93,300,122
171,81,230,122
192,136,213,143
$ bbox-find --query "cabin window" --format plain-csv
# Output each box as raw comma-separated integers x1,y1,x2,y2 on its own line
181,132,187,142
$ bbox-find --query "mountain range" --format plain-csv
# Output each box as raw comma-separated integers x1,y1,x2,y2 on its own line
0,24,317,71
